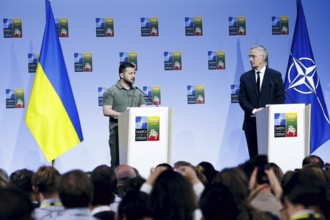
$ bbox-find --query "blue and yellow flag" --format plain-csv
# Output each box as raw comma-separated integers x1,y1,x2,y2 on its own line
284,0,330,153
26,0,83,161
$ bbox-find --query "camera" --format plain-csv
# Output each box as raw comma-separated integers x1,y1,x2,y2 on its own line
255,155,269,184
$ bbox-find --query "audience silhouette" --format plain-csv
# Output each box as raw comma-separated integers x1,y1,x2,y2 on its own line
0,155,329,220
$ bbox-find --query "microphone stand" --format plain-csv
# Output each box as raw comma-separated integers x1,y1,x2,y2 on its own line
269,80,273,105
275,79,296,103
135,86,159,107
285,89,296,103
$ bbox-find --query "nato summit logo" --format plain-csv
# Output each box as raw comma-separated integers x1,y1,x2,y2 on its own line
228,16,246,35
141,17,159,37
120,52,138,70
142,86,161,106
208,51,225,70
185,17,203,36
96,18,114,37
164,51,182,70
74,53,93,72
231,84,239,103
98,87,107,106
6,88,24,109
135,116,160,141
55,18,69,37
274,113,297,138
3,18,22,38
272,16,289,35
187,85,205,104
28,53,39,73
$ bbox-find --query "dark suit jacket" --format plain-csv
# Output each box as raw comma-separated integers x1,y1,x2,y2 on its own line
239,67,285,132
93,210,115,220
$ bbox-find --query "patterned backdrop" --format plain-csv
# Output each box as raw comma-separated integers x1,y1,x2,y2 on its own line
1,0,330,175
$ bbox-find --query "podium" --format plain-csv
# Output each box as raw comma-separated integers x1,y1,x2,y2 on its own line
256,104,311,172
118,107,173,178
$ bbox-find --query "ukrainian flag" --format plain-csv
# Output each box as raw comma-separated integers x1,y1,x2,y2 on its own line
26,0,83,162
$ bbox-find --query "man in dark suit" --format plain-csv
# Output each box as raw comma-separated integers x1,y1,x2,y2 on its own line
90,165,117,220
239,45,285,159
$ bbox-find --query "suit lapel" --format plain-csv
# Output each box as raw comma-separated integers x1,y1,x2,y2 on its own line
261,69,271,94
248,70,259,97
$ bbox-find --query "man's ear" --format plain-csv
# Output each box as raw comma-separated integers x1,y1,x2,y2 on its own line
120,73,124,79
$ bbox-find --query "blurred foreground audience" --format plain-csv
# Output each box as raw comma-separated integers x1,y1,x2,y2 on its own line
0,154,329,220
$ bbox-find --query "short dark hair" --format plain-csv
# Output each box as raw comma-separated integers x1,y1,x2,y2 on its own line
119,62,135,75
199,183,239,220
302,155,324,169
156,163,173,170
32,166,61,195
0,187,33,220
9,169,34,194
282,168,326,207
90,165,117,206
58,170,93,208
150,170,196,220
118,190,153,220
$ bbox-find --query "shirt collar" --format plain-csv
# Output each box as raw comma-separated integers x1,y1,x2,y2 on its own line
91,205,111,215
255,65,266,75
290,209,320,220
116,80,134,90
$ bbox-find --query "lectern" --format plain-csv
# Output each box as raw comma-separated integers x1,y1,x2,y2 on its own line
256,104,311,172
118,107,173,178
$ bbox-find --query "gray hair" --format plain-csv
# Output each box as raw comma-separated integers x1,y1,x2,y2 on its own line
250,45,267,59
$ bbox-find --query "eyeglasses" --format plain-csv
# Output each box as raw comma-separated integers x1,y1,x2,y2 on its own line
248,55,261,59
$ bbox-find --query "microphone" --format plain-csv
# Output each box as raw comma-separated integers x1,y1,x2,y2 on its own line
130,87,135,107
269,80,273,105
275,80,296,103
135,86,159,107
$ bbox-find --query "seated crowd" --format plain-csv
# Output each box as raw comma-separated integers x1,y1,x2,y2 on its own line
0,155,330,220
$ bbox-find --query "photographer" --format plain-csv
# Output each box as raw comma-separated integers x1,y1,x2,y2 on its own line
248,158,283,219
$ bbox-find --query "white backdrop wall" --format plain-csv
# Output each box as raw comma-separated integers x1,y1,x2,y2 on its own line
1,0,330,175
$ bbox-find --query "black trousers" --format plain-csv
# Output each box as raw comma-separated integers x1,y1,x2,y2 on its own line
245,130,258,159
109,123,119,168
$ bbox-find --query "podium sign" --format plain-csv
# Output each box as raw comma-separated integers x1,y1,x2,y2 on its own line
256,104,311,172
118,107,173,178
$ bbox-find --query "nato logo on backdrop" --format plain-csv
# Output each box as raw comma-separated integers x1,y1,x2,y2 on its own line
55,18,69,37
272,16,289,35
74,53,93,72
231,84,239,103
96,18,114,37
3,18,22,38
229,16,246,35
208,51,226,70
98,87,107,106
6,89,24,109
187,85,205,104
164,51,182,70
142,86,161,106
185,17,203,36
141,17,159,37
28,53,39,73
120,52,138,70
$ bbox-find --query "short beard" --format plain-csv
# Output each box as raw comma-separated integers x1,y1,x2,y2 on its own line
124,78,133,86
